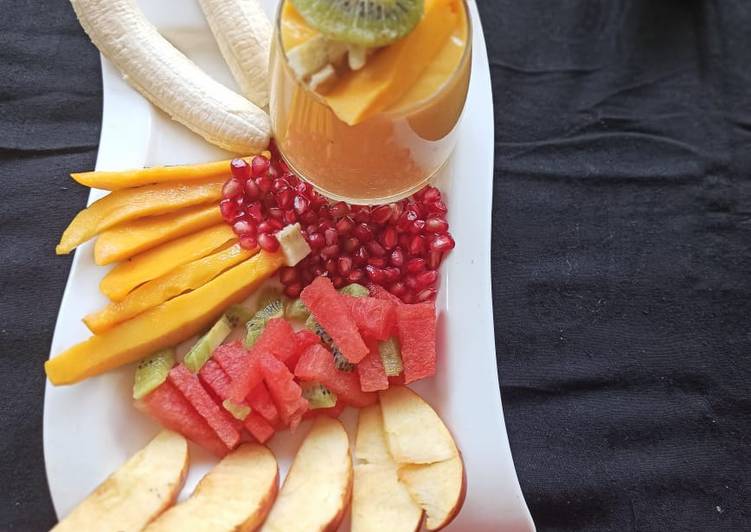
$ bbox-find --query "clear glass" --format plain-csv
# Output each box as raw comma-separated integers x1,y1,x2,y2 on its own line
269,0,472,204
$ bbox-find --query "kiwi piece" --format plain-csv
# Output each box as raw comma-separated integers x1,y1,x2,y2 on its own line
223,399,251,421
338,283,369,298
225,305,254,328
286,298,311,320
184,315,233,373
133,349,175,400
305,315,356,372
244,297,285,347
291,0,425,48
301,381,338,409
378,337,403,376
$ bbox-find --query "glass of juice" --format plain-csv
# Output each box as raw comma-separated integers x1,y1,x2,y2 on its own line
269,0,472,204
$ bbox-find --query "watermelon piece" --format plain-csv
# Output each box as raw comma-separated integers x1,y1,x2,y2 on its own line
253,317,298,363
246,382,280,427
244,411,275,444
198,360,250,428
340,295,396,340
301,277,369,363
168,364,240,450
258,353,308,430
396,302,437,383
295,344,377,407
288,329,321,371
357,340,389,392
141,380,228,457
368,283,403,304
303,400,347,420
215,342,264,404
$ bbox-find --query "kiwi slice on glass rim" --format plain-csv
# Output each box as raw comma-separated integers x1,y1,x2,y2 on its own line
290,0,425,48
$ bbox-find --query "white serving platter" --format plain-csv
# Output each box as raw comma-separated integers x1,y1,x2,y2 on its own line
43,1,535,530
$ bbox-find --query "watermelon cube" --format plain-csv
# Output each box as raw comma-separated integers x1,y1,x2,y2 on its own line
368,283,402,304
214,342,263,404
396,302,437,383
246,382,280,427
295,344,377,407
301,277,369,363
357,340,389,392
141,380,228,457
198,360,249,427
258,353,308,430
253,317,298,363
244,411,275,444
288,329,321,371
340,295,396,340
169,364,240,450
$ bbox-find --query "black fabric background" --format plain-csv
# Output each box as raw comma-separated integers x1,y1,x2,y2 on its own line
1,0,749,530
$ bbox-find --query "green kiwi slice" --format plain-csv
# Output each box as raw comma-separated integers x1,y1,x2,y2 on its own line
378,337,403,376
290,0,425,48
225,305,254,328
338,283,369,298
245,297,285,347
184,315,233,373
305,314,356,372
301,381,338,409
286,298,311,320
133,349,175,400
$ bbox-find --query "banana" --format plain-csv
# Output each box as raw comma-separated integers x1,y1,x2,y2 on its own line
70,0,271,154
198,0,273,109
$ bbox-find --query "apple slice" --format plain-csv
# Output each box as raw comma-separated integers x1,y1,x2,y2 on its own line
145,443,278,532
261,417,352,532
352,404,423,532
52,430,188,531
398,455,466,531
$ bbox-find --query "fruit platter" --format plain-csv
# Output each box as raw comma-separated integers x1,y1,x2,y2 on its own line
43,0,534,530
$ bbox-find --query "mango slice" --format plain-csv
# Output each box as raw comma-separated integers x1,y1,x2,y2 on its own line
323,0,459,125
45,251,285,386
56,178,226,255
94,204,223,265
85,244,256,334
100,224,236,302
71,151,269,191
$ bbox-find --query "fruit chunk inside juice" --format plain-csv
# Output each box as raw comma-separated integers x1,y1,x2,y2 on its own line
271,0,470,203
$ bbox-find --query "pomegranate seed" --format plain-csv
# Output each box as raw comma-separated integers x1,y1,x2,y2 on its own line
409,219,426,235
406,257,426,273
308,232,325,249
299,210,317,225
338,256,353,275
390,281,407,297
222,178,243,199
324,228,338,246
330,202,350,219
267,165,279,180
219,199,237,221
293,195,309,214
413,187,427,201
318,219,333,232
365,265,386,284
267,218,284,231
380,227,398,250
251,155,270,177
371,205,392,224
417,287,437,302
348,269,365,283
285,283,303,298
390,202,403,223
431,234,455,252
258,233,280,251
239,236,257,249
280,267,298,285
272,178,290,193
268,207,283,220
353,207,371,223
283,209,297,224
335,216,354,235
244,201,261,222
390,247,405,267
332,276,345,289
314,266,326,277
295,182,310,195
416,270,438,287
317,204,332,220
321,244,340,259
308,254,321,266
398,234,411,249
403,293,416,304
368,257,387,268
353,246,369,266
233,220,256,236
384,267,401,283
429,200,448,215
366,241,386,257
426,217,449,233
276,188,294,209
258,221,274,234
257,176,272,193
262,195,276,209
427,251,443,270
300,268,314,284
343,237,360,253
397,210,418,232
243,179,260,200
353,223,373,242
405,275,419,290
409,235,426,256
230,159,251,180
423,187,441,203
325,259,338,275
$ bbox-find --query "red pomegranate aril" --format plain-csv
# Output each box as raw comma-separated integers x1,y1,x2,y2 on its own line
272,178,290,193
279,267,298,285
405,275,419,290
353,246,369,266
257,176,273,193
222,178,243,199
239,236,257,250
293,195,309,215
332,276,345,289
416,270,438,287
371,205,392,224
422,187,441,203
300,268,314,284
390,281,407,297
335,216,354,235
267,165,279,180
353,223,373,242
348,269,365,283
417,287,437,302
283,209,297,224
396,210,417,232
413,187,426,201
398,234,411,249
230,158,251,180
299,210,317,225
307,232,325,249
343,237,360,253
431,234,455,252
258,233,280,252
233,220,256,236
276,188,293,209
367,257,387,268
380,226,398,250
317,204,332,220
406,257,426,273
338,256,353,275
425,217,449,233
403,293,416,304
251,155,270,177
308,254,321,266
285,283,303,298
321,244,340,259
268,207,283,220
365,265,386,284
409,219,426,235
384,266,401,283
314,266,326,278
243,201,260,222
330,201,350,219
258,221,274,234
267,218,284,231
390,202,403,223
244,179,260,200
366,241,386,257
390,247,405,267
429,200,448,215
325,259,338,275
324,228,338,246
353,207,371,223
318,219,333,232
409,235,426,256
219,199,237,221
427,250,443,270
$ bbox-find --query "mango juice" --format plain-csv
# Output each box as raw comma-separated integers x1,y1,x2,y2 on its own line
269,0,471,204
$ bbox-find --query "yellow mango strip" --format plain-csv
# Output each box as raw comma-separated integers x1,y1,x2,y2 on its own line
100,224,236,302
94,203,222,265
324,0,458,125
56,178,226,255
85,243,256,334
45,251,285,386
71,151,270,191
280,2,318,50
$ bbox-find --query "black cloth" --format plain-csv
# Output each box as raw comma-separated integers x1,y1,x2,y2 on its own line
1,0,749,530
